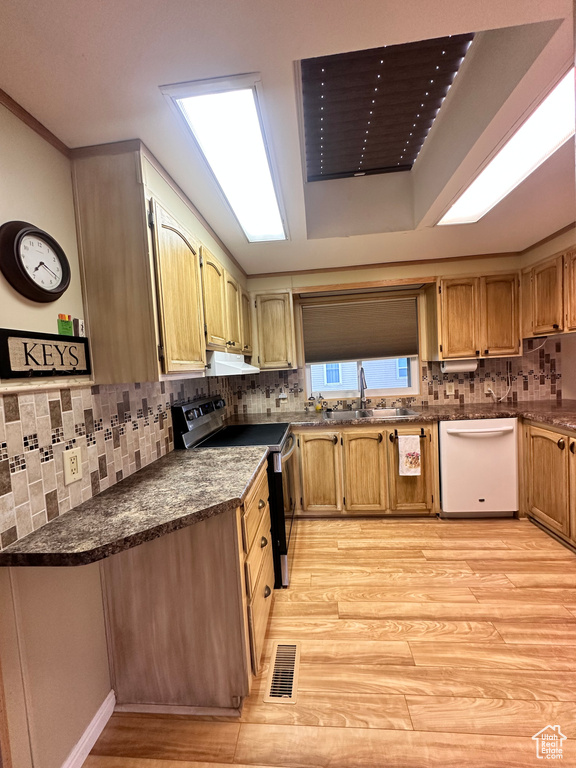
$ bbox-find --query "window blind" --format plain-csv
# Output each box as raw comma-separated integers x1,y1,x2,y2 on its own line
302,296,418,364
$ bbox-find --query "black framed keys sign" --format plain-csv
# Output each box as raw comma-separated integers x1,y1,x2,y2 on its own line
0,328,91,379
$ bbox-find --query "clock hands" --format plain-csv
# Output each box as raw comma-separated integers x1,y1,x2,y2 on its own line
33,261,59,280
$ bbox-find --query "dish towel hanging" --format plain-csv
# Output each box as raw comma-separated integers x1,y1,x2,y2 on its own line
398,434,421,476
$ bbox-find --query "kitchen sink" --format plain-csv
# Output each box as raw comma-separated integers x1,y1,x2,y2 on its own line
323,407,419,420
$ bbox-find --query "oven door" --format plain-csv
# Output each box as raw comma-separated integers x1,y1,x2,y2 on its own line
269,433,297,588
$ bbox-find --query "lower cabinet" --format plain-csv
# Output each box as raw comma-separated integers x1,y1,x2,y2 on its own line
387,426,435,513
299,432,343,513
294,424,437,516
101,465,273,715
342,431,387,512
526,424,573,539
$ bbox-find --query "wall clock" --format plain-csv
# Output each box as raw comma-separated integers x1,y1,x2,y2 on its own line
0,220,71,303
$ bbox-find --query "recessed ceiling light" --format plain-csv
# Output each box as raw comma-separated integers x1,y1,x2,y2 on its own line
163,74,287,242
438,68,575,225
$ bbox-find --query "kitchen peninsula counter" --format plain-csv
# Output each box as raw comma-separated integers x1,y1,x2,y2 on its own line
0,445,268,567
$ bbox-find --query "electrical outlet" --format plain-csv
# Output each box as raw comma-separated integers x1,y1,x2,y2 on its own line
446,382,455,396
63,447,83,485
484,381,493,394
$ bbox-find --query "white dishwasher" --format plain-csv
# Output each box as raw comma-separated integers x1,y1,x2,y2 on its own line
439,418,518,518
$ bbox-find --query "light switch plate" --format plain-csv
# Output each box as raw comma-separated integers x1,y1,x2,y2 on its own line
63,447,83,485
446,382,455,396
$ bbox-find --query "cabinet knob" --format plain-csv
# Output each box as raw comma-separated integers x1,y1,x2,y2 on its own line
378,433,383,443
260,536,268,548
264,586,272,598
570,441,575,455
553,324,560,330
258,498,266,509
484,349,489,355
332,435,338,445
557,438,565,450
287,361,292,367
475,350,480,356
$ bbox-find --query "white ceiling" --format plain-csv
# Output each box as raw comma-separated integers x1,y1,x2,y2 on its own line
0,0,573,275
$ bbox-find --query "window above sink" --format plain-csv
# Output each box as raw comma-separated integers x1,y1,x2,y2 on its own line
306,356,420,399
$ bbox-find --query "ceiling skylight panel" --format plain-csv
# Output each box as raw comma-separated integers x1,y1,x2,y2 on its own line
438,68,575,225
164,77,287,243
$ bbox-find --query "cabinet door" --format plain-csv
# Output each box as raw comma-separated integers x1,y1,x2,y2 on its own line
224,272,242,351
255,292,295,369
152,201,206,374
520,268,533,338
387,427,434,514
570,439,576,546
480,274,520,356
564,250,576,331
342,431,387,512
532,256,564,335
201,247,227,350
439,278,479,359
241,290,253,355
528,426,570,536
299,432,342,512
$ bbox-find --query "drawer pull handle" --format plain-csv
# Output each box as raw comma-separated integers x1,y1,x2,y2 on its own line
558,438,565,450
260,536,268,548
332,435,338,445
264,586,272,598
571,441,575,455
258,499,266,509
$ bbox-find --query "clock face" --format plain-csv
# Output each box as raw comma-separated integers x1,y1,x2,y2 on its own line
19,235,64,290
0,221,71,302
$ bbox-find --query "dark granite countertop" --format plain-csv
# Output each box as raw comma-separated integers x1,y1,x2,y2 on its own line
0,446,268,567
226,400,576,431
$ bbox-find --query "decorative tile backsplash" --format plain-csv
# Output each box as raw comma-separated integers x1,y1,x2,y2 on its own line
0,336,563,551
218,337,563,414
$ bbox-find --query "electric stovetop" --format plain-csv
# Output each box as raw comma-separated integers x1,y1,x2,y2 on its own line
197,423,290,451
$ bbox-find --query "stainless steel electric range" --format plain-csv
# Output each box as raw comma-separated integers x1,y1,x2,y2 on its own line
171,397,296,588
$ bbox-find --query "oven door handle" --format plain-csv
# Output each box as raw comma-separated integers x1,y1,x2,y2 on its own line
280,435,296,463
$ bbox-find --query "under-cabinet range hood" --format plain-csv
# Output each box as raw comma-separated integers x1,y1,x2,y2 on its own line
206,350,260,377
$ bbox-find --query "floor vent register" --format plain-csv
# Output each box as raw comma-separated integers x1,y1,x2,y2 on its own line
263,642,300,704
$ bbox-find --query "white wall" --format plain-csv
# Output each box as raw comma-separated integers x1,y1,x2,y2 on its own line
0,105,85,335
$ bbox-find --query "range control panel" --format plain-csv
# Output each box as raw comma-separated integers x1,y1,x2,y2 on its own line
171,396,226,449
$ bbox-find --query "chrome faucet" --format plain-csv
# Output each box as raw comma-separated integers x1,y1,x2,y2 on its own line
360,366,368,409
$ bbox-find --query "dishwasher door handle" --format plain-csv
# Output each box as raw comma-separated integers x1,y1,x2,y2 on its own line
445,427,514,436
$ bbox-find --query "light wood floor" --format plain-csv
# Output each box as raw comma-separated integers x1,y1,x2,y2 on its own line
86,518,576,767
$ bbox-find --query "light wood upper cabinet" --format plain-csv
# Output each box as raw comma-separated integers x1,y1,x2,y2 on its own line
241,290,253,356
201,247,227,351
479,274,520,357
387,426,435,514
342,431,387,512
225,272,242,351
72,144,207,384
531,256,564,335
527,425,570,537
564,249,576,331
254,292,296,369
152,202,205,374
299,432,342,513
438,274,520,359
439,277,479,359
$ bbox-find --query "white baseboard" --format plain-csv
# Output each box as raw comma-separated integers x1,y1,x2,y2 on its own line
61,689,115,768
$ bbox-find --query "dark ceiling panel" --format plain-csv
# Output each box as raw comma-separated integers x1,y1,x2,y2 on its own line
301,34,475,182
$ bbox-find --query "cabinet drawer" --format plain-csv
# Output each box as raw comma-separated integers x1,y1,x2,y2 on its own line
242,466,270,553
245,506,272,599
248,544,275,674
